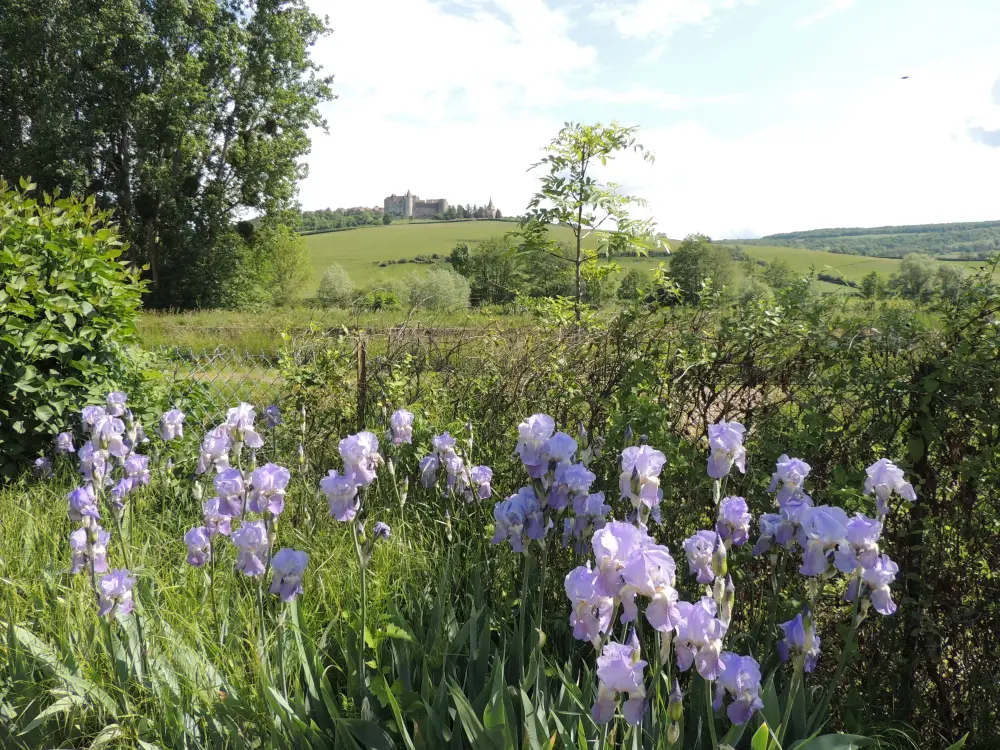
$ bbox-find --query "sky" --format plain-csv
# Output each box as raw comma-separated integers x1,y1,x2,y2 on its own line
299,0,1000,239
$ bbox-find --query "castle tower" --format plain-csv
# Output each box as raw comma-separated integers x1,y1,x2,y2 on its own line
405,189,414,218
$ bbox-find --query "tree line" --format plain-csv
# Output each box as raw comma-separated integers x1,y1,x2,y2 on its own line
742,221,1000,259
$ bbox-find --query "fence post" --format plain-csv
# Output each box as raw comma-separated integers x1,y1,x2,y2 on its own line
356,335,367,432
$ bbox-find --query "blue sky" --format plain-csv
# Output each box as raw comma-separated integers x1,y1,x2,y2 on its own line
301,0,1000,238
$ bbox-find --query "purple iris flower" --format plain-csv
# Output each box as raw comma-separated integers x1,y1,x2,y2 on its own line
184,526,212,567
68,485,100,523
92,414,128,457
339,431,381,486
196,425,232,474
716,496,752,546
798,505,849,577
777,612,821,672
249,463,291,515
516,413,555,478
203,497,233,536
270,548,309,601
106,391,128,417
232,521,269,576
418,454,440,488
543,431,578,465
683,530,718,584
713,652,764,725
491,486,547,552
55,431,76,455
565,563,614,647
707,419,746,479
264,405,282,429
320,469,360,522
33,456,53,479
389,409,413,445
673,597,727,681
81,405,107,430
70,525,110,574
593,630,647,726
850,554,899,616
159,409,185,441
98,569,136,616
111,477,135,511
767,454,812,508
834,513,882,574
864,459,916,517
563,492,612,549
618,445,667,514
225,403,265,449
592,521,654,597
469,465,493,500
373,521,391,541
124,454,150,486
620,542,680,631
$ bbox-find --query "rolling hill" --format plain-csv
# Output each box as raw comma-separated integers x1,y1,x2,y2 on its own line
738,219,1000,259
301,220,987,296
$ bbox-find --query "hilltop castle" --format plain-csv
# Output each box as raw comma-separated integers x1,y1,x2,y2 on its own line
384,190,448,219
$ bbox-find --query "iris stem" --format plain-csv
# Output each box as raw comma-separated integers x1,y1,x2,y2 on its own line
704,676,718,750
351,522,368,699
533,541,549,705
210,537,221,646
516,550,531,683
778,657,804,745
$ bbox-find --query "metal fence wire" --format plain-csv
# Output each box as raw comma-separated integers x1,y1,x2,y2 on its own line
154,346,285,418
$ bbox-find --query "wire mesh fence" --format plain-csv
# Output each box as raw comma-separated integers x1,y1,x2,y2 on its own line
153,346,285,418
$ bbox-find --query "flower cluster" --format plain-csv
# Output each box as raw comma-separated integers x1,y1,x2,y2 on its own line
417,431,492,502
62,391,158,621
753,454,909,616
494,413,609,553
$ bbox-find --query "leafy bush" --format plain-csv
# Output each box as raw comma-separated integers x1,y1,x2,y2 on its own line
357,289,401,311
315,263,355,308
617,268,649,301
405,267,471,311
0,179,144,475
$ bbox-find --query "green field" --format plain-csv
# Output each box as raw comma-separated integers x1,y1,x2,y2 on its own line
301,220,592,293
302,221,986,296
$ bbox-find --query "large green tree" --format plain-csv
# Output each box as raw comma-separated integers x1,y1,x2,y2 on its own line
519,122,662,321
0,0,333,309
668,233,735,302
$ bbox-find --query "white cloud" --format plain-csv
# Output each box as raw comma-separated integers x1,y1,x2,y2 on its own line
590,0,755,42
795,0,855,29
298,0,736,213
610,62,1000,238
297,1,1000,242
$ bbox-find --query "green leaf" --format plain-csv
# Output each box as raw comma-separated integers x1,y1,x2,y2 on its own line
789,734,875,749
17,694,85,736
33,404,54,422
944,734,969,750
750,722,770,750
342,718,397,750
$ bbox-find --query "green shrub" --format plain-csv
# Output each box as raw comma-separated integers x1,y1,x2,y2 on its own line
405,267,471,311
315,262,355,308
0,179,144,475
357,289,401,311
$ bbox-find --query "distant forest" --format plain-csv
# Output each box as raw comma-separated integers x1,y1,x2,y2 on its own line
737,220,1000,259
299,203,505,233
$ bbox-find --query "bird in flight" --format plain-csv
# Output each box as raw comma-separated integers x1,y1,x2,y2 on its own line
901,76,910,79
